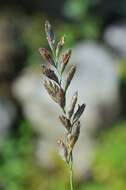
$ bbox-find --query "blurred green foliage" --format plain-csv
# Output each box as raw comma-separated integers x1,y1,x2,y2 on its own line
62,121,126,190
83,121,126,190
0,121,69,190
119,59,126,84
0,120,126,190
0,121,36,190
63,0,101,40
63,0,95,20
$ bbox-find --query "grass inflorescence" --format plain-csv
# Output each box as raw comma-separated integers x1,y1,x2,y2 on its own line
39,20,86,190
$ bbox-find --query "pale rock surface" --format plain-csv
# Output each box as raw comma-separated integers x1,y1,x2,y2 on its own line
104,25,126,58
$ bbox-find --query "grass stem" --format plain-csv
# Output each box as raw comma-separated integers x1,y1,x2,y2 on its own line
69,153,74,190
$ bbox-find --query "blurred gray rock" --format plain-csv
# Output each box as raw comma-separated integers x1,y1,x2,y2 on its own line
0,97,17,137
104,25,126,58
12,41,120,178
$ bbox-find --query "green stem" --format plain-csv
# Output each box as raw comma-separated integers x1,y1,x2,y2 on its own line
69,153,74,190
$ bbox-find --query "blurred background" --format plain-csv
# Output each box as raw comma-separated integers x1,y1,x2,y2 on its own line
0,0,126,190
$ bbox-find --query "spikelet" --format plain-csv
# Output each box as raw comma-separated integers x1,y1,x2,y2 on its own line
64,65,76,92
73,104,86,124
56,35,65,58
59,115,72,132
68,91,78,119
60,49,72,74
57,140,68,162
56,88,66,109
42,65,59,84
43,79,65,109
45,20,55,49
67,121,80,153
39,48,54,65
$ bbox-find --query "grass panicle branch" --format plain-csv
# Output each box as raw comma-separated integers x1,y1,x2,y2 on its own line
39,20,86,190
